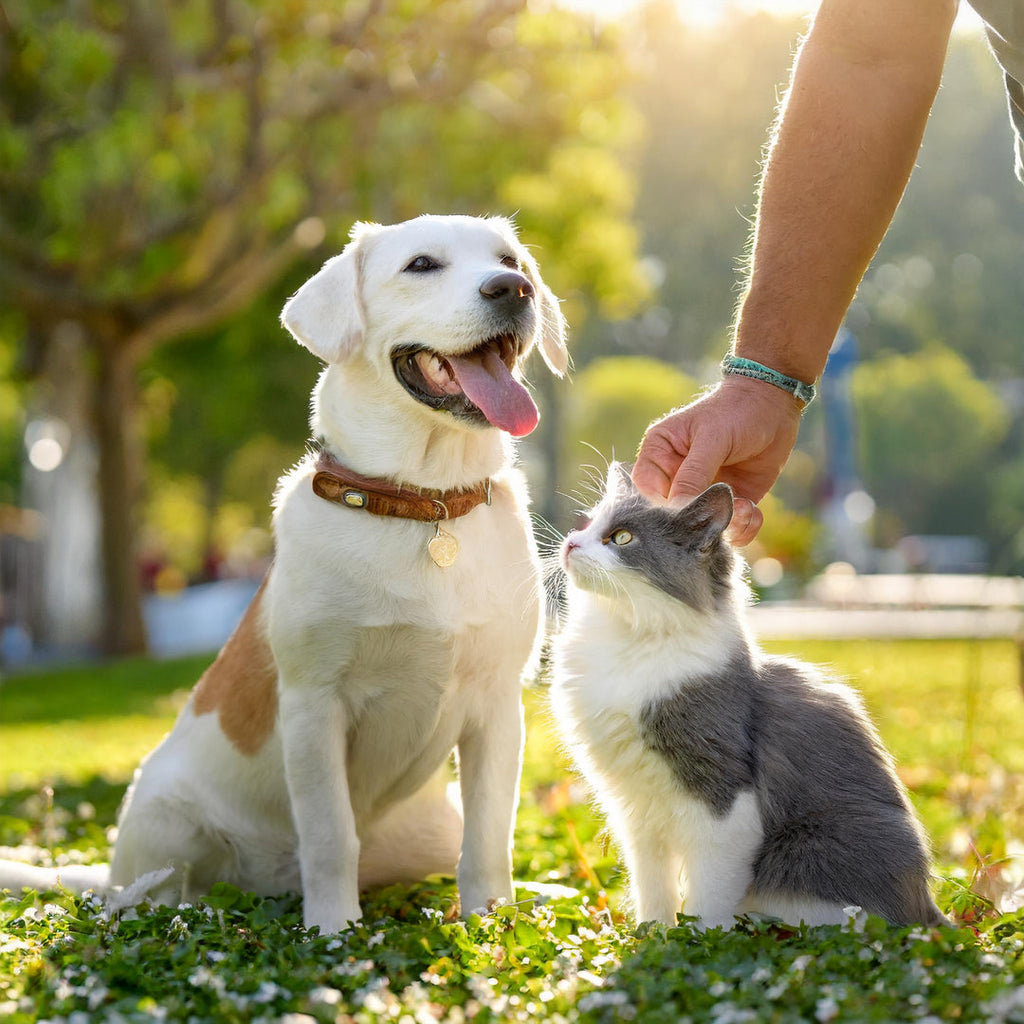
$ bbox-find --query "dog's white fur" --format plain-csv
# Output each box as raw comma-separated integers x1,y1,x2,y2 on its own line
5,215,566,933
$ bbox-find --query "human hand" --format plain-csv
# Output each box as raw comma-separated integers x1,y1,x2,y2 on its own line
632,375,803,546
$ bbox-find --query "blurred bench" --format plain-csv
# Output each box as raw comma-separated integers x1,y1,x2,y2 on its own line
749,572,1024,645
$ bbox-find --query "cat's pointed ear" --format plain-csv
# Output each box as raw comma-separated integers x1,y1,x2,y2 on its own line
607,460,639,498
679,483,734,552
280,222,378,363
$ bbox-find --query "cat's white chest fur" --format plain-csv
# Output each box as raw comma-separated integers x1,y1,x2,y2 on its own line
554,589,741,715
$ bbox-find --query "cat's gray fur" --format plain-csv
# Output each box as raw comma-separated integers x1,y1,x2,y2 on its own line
640,653,945,925
556,463,946,927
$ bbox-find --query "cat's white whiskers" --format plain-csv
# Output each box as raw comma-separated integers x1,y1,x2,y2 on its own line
529,511,564,544
577,442,610,475
540,555,566,588
512,560,551,615
577,469,608,504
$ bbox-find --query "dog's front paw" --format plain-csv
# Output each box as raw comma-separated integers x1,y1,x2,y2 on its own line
459,878,514,919
304,899,363,934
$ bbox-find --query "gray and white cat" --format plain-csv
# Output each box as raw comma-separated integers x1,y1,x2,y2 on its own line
551,462,946,929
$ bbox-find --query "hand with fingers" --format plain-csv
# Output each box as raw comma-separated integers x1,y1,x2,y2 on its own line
631,375,804,547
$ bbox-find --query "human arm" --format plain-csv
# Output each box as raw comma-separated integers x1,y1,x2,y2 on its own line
634,0,958,544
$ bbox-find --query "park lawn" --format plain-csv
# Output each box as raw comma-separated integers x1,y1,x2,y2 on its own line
2,638,1024,1022
0,654,210,792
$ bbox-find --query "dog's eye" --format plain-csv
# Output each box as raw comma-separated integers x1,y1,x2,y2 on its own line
500,254,521,270
607,529,633,546
404,255,442,273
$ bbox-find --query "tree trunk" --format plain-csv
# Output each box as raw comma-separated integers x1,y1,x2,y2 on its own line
91,336,148,655
200,470,224,582
26,321,103,651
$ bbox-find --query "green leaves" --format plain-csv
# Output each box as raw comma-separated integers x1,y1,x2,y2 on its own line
852,346,1010,537
2,0,645,320
0,879,627,1022
6,878,1024,1023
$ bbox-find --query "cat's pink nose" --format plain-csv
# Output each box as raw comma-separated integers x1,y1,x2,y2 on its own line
563,535,581,568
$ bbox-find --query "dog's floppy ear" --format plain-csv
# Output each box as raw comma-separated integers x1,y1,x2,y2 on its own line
519,249,569,377
280,222,377,363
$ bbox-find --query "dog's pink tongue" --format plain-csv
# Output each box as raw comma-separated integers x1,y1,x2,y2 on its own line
446,346,539,437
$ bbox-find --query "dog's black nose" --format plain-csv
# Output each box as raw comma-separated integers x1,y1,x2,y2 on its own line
479,271,534,314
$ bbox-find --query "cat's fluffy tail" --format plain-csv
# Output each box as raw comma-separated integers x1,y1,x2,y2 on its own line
0,856,179,918
0,858,110,894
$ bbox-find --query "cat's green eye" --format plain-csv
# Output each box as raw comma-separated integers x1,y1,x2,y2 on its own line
610,529,633,546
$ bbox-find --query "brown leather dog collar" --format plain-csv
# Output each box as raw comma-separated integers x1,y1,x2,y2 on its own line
312,450,491,523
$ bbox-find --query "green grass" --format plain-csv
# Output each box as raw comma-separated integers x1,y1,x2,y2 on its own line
2,639,1024,1021
0,655,209,792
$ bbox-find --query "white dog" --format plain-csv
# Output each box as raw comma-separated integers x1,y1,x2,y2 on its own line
4,215,567,933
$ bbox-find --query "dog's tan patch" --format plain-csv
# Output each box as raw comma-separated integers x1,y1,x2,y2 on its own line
193,580,278,755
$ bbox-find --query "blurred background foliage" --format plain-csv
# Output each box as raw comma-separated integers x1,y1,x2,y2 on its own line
2,0,1023,655
559,356,696,506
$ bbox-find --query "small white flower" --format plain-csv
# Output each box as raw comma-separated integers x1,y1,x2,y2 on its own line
577,991,630,1012
253,981,282,1003
308,986,342,1007
843,906,866,932
361,991,389,1014
367,930,386,947
466,974,493,1001
710,1003,759,1024
815,996,840,1022
335,958,375,977
87,984,109,1011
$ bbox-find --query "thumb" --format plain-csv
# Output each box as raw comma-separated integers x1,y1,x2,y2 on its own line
666,434,728,505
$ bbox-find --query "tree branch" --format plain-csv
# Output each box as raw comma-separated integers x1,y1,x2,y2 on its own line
124,235,302,358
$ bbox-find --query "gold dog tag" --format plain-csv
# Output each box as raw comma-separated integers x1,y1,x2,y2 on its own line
428,523,458,567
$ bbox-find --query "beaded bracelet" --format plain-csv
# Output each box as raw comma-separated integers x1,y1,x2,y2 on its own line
721,355,816,407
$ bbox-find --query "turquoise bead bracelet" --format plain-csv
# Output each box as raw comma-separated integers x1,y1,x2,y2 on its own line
721,355,816,407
